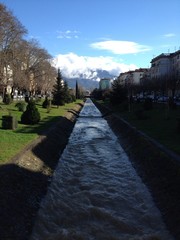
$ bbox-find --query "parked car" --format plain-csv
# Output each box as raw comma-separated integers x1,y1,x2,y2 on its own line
157,96,168,102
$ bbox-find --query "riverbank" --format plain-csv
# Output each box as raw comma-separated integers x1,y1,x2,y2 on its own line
1,99,179,239
0,103,83,240
94,101,180,240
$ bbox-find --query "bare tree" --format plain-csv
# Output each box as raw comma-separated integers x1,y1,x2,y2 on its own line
0,3,27,86
0,3,57,98
36,60,56,95
11,39,54,94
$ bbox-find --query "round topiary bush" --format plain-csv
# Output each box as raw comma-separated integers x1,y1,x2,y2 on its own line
42,97,51,109
21,100,40,125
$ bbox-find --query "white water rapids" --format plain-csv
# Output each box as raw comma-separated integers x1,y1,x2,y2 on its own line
30,98,173,240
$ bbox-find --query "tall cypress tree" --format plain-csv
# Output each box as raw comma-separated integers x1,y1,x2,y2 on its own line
75,80,79,99
52,68,64,107
63,80,71,103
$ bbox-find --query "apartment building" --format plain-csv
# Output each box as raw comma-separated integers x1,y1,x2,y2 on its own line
118,68,149,86
150,50,180,78
171,50,180,76
150,53,171,78
150,50,180,96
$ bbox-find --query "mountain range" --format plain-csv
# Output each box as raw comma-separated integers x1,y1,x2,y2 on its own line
63,69,116,91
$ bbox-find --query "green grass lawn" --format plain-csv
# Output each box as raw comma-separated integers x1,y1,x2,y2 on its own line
0,99,82,164
101,100,180,155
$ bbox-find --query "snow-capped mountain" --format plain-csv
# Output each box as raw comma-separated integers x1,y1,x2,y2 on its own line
63,69,116,90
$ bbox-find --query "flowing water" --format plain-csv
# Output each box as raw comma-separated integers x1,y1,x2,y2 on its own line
30,98,173,240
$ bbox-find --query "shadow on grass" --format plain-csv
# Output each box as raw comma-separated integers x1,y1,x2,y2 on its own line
14,116,61,134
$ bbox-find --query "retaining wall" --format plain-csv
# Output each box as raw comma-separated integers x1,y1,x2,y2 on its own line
95,101,180,239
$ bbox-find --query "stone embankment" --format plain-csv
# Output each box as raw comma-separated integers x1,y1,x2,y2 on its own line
0,103,83,240
94,101,180,240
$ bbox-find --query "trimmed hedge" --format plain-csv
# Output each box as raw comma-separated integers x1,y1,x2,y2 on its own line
2,115,18,130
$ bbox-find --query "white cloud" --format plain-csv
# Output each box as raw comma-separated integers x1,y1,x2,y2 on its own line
90,40,152,54
53,52,137,79
163,33,176,38
57,30,80,39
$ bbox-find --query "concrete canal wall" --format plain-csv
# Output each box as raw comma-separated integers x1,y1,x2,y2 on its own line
94,101,180,239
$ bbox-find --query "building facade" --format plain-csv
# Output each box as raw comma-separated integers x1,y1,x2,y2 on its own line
150,53,172,78
150,50,180,96
150,50,180,79
118,68,149,86
171,50,180,78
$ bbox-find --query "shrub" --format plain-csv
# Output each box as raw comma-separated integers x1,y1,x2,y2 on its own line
21,100,40,125
42,97,51,109
25,96,29,103
15,102,26,112
3,93,12,105
2,115,18,129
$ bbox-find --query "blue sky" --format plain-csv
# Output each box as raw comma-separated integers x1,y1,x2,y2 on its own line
1,0,180,77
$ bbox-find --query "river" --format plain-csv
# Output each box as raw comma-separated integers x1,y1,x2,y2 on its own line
30,98,173,240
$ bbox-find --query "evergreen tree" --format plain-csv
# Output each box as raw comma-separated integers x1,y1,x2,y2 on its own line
75,80,80,99
63,81,72,103
110,78,128,105
42,96,51,109
52,68,64,107
21,100,40,124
